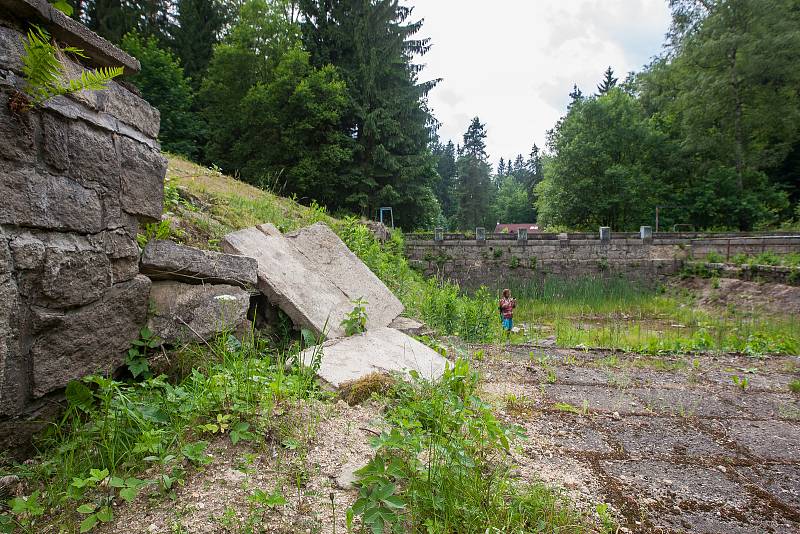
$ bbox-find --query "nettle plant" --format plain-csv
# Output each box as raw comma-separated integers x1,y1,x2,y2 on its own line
15,25,122,110
341,298,368,336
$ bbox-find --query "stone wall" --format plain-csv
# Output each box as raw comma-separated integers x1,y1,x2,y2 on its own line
0,0,166,452
404,232,800,289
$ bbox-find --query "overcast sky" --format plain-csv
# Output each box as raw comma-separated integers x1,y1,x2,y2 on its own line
412,0,672,165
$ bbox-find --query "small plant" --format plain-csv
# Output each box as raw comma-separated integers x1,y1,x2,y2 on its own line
19,26,122,109
136,220,182,248
731,375,749,391
341,297,368,336
509,255,520,269
125,327,160,379
493,249,503,259
705,251,725,264
596,502,617,533
789,379,800,393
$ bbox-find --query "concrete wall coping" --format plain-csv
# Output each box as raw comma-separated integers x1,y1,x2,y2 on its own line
406,232,800,244
1,0,140,74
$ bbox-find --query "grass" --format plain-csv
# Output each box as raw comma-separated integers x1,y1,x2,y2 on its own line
500,277,800,355
351,359,597,533
0,329,326,533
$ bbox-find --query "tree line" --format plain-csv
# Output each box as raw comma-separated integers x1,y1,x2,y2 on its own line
64,0,800,231
67,0,439,229
537,0,800,231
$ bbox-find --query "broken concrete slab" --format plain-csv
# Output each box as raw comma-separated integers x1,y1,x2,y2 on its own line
140,240,257,288
221,224,351,338
147,281,250,345
286,223,403,329
300,327,448,388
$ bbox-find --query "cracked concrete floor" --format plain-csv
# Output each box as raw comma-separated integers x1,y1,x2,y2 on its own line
474,345,800,534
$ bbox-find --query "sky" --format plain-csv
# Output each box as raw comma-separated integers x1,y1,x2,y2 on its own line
412,0,672,165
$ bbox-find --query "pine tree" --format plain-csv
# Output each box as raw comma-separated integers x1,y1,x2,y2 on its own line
455,118,492,229
173,0,228,86
300,0,440,229
432,140,458,220
568,84,583,107
597,66,618,95
497,157,506,177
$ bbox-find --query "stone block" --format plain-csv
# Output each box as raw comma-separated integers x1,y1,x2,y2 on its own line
89,229,140,283
147,281,250,345
0,236,24,417
41,112,69,172
64,119,119,190
300,327,447,388
0,164,103,233
0,90,36,163
0,25,24,73
286,223,403,330
40,242,110,308
119,136,166,222
140,240,258,288
100,82,161,139
30,275,150,397
222,225,351,338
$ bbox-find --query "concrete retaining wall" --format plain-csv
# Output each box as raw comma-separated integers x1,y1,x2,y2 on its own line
404,232,800,289
0,0,166,453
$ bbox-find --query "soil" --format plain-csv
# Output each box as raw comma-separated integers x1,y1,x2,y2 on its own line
94,400,385,534
680,277,800,316
474,344,800,533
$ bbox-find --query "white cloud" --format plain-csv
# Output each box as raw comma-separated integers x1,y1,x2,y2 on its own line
412,0,671,163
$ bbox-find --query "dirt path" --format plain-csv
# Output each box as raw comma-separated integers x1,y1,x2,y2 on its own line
474,344,800,533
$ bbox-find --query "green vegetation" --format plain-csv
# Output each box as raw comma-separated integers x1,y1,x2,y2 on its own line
341,298,368,336
730,252,800,268
503,277,800,355
352,359,593,533
0,331,324,532
20,26,122,108
790,379,800,394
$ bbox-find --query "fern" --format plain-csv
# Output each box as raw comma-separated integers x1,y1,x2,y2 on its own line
20,25,123,108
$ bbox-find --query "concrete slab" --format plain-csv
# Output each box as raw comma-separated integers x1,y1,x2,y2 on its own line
287,223,403,329
300,327,448,388
221,225,351,338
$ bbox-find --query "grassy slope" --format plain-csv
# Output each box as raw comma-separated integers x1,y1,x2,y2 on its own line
162,154,335,250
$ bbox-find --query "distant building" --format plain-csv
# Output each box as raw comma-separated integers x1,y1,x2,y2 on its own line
494,223,540,234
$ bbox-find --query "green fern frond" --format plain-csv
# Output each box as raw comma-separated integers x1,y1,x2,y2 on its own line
20,25,122,108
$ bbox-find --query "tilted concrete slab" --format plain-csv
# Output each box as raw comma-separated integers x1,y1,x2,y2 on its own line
300,327,448,388
286,223,403,330
221,224,351,338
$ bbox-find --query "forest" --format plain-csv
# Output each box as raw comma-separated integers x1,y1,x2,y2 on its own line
61,0,800,231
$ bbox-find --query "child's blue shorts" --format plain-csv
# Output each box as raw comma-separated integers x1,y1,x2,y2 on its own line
502,318,513,331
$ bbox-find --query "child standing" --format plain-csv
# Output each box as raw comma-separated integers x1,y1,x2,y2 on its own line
499,288,516,336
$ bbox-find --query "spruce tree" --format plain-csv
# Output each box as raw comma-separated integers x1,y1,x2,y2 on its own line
173,0,228,86
432,140,458,221
597,66,618,94
300,0,439,229
455,118,492,230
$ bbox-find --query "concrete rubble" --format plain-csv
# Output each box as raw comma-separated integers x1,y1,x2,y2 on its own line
223,222,446,387
222,224,354,338
300,327,448,388
286,223,404,330
140,239,258,288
